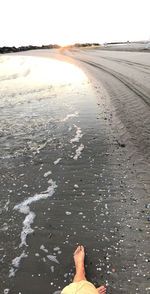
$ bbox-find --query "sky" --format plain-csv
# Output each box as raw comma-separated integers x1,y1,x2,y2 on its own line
1,0,150,47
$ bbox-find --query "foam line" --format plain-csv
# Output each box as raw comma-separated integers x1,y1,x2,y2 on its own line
9,251,27,278
62,111,78,122
73,144,84,160
14,180,57,210
44,171,52,177
70,124,83,143
10,178,57,277
20,210,36,247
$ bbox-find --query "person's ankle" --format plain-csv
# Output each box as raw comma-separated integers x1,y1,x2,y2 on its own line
76,266,85,275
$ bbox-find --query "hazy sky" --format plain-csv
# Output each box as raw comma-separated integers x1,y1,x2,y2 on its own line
1,0,150,47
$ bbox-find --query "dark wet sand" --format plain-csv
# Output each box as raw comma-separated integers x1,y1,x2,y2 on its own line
1,50,150,294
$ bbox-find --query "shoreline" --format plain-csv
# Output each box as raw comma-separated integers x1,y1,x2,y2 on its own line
1,50,150,294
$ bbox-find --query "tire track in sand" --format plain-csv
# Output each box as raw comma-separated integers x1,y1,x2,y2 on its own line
76,58,150,107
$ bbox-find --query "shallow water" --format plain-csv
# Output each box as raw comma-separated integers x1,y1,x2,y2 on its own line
0,54,100,293
0,55,88,159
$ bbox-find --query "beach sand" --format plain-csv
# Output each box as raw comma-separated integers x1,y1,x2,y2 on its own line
0,48,150,294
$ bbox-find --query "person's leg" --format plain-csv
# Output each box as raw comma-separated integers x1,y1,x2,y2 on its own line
73,245,86,282
72,246,106,293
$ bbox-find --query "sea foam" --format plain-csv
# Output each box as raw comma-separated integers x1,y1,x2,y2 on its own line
70,124,83,143
14,179,57,247
10,178,57,277
73,144,84,160
9,251,27,278
62,111,78,122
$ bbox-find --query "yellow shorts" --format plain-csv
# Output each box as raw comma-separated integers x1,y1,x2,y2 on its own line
61,280,98,294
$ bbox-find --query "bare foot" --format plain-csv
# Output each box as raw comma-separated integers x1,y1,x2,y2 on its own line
97,285,106,294
73,245,85,272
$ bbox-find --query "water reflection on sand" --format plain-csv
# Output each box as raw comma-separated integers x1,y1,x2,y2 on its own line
0,54,96,293
0,55,88,159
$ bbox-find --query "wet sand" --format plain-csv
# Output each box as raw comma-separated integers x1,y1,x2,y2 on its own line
0,49,150,294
